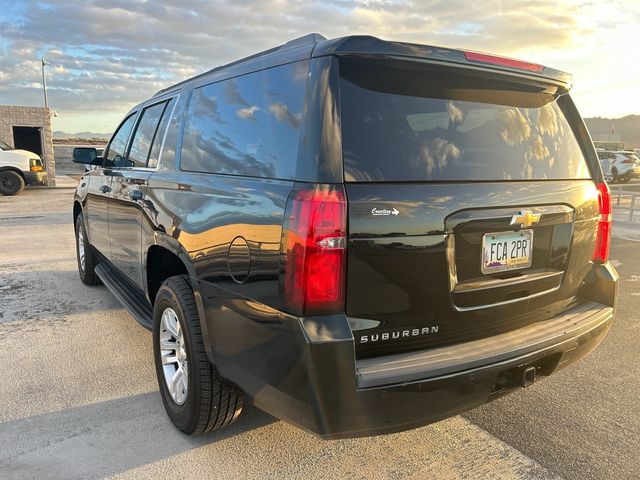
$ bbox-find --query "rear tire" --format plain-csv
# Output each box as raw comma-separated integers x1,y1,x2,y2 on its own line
0,171,25,196
153,275,244,435
75,213,101,285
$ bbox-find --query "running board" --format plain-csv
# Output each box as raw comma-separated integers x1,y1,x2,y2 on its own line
95,262,153,330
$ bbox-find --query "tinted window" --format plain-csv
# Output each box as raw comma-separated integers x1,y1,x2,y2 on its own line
106,113,137,166
147,98,176,168
340,59,592,182
158,95,186,170
181,61,309,179
127,101,170,168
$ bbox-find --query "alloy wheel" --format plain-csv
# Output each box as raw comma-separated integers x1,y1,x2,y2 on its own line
77,225,85,272
159,307,189,405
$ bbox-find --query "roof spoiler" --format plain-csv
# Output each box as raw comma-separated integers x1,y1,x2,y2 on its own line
313,36,572,87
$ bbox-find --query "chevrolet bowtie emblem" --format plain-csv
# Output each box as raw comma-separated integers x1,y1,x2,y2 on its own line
510,210,542,228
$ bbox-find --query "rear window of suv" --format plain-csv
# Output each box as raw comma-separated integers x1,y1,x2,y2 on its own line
339,58,592,182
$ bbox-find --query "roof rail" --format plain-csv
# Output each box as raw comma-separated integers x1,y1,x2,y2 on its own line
153,33,325,97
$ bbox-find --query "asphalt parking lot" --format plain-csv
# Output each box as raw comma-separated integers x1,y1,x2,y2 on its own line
0,186,638,480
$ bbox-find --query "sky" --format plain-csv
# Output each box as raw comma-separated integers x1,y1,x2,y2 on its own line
0,0,638,134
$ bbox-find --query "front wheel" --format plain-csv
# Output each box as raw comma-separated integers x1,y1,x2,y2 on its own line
153,275,244,434
75,213,101,285
0,171,25,196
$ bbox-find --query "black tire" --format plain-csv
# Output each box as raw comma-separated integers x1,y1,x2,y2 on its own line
611,168,619,184
0,170,25,196
153,275,244,434
75,213,101,285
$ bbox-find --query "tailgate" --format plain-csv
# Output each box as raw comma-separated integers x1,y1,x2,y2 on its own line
337,56,601,358
346,181,599,358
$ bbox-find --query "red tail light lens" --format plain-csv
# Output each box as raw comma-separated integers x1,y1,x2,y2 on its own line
463,51,544,73
621,157,634,164
593,182,612,262
283,184,347,315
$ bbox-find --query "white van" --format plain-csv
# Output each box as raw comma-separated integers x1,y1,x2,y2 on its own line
0,139,46,195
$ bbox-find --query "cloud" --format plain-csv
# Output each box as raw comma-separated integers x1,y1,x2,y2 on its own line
236,105,260,120
0,0,637,131
268,102,302,128
224,80,250,107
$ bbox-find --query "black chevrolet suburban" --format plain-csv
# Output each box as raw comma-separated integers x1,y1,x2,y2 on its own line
72,34,618,439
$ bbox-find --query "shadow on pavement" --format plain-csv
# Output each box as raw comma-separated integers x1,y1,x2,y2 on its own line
0,392,277,480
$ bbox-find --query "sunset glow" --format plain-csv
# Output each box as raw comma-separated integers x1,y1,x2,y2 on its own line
0,0,637,132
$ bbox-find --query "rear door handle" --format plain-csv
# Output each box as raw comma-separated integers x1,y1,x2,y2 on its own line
129,190,143,200
99,184,111,193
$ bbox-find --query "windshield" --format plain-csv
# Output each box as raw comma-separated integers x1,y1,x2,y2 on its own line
0,140,11,151
339,59,592,182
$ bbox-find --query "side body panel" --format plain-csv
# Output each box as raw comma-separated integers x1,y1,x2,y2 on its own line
83,169,115,256
145,171,293,308
109,169,154,289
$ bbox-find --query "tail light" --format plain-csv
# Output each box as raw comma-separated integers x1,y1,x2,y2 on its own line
593,182,612,262
282,184,347,316
621,157,635,164
29,158,44,172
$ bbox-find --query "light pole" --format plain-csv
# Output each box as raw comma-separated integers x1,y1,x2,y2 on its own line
41,58,49,109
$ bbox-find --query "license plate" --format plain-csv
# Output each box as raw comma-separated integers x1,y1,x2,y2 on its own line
481,230,533,274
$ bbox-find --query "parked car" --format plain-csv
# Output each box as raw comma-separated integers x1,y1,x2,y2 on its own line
72,34,617,439
597,149,640,183
0,139,45,195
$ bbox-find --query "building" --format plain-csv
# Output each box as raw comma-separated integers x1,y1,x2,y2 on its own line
0,105,55,185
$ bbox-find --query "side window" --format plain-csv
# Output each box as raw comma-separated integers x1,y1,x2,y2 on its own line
148,98,176,168
157,95,186,170
127,99,173,168
180,60,309,179
105,113,137,167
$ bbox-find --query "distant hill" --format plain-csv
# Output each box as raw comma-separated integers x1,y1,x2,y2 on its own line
50,117,639,148
584,115,640,148
53,131,111,140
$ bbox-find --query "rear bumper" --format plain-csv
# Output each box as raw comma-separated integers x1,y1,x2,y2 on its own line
23,171,46,185
199,263,617,439
355,300,612,389
308,301,613,439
